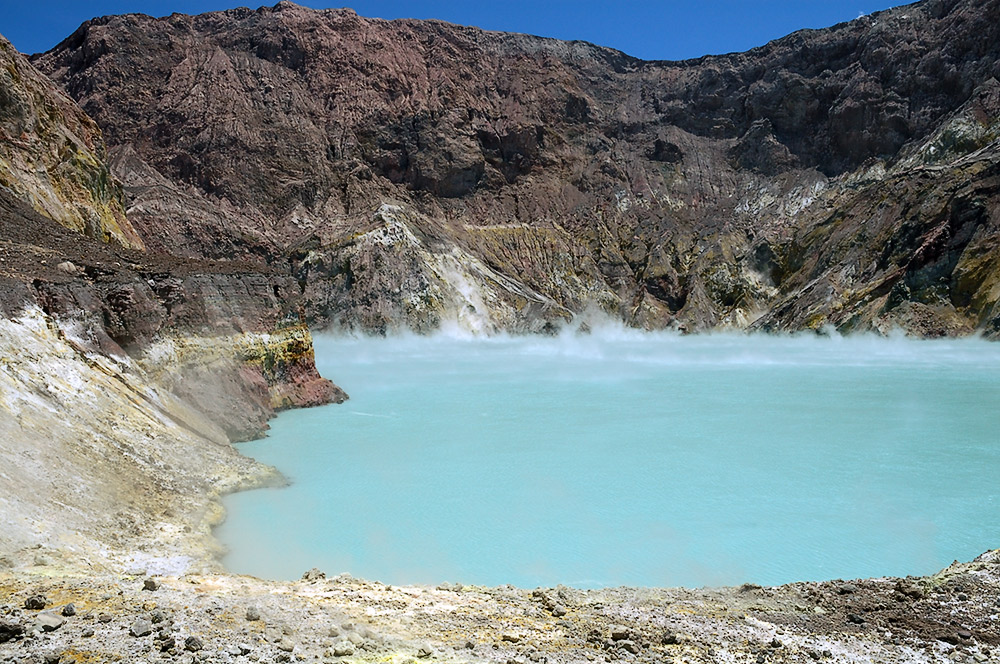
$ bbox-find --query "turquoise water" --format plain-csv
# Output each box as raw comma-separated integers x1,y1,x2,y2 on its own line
218,328,1000,588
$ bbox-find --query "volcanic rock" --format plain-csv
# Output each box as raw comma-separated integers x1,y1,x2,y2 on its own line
28,0,1000,336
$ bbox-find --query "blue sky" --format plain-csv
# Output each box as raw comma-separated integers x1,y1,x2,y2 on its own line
4,1,914,59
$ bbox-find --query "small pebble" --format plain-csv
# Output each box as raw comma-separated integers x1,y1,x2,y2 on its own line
130,618,153,637
34,613,66,632
332,642,354,657
185,635,204,652
24,595,47,610
61,604,75,617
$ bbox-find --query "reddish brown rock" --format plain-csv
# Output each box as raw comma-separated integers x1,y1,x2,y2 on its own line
0,179,341,442
27,0,1000,336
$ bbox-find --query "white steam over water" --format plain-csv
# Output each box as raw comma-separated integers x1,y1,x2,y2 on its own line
218,326,1000,588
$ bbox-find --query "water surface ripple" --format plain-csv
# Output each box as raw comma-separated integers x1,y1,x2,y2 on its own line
219,329,1000,588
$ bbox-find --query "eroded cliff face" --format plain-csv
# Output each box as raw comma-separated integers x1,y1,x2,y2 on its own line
0,180,348,561
0,185,344,440
30,0,1000,336
0,36,143,250
0,35,344,561
0,304,276,567
1,28,341,436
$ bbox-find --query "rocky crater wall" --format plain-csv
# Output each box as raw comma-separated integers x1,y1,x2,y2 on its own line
27,0,1000,336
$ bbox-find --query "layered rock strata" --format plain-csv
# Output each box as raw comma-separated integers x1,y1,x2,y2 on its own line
0,35,142,249
31,0,1000,335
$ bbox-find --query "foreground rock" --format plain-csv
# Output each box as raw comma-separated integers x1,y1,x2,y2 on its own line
1,551,998,663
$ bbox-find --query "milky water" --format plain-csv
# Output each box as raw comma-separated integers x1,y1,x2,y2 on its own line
218,328,1000,588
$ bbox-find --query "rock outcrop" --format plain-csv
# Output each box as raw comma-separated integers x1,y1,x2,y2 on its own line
0,31,343,561
30,0,1000,336
0,35,142,249
0,183,344,439
1,29,342,435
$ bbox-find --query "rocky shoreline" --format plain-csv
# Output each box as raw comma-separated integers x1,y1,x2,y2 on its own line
2,300,997,664
2,536,998,664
